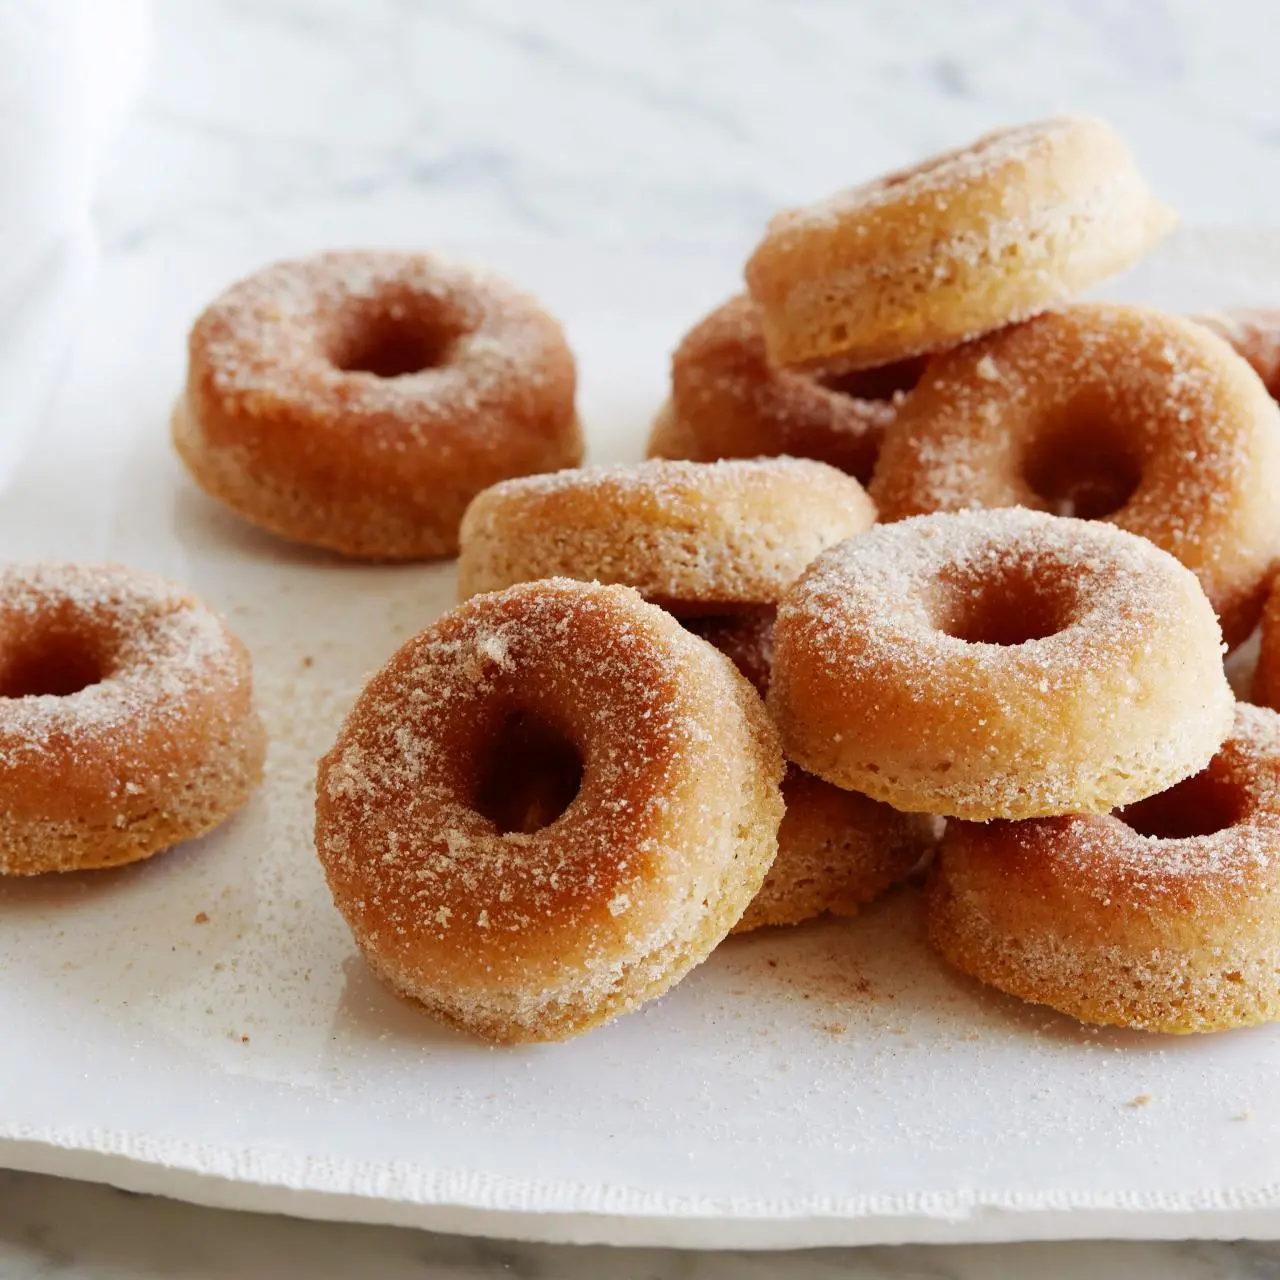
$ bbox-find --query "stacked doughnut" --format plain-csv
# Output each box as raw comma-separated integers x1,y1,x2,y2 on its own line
313,114,1280,1044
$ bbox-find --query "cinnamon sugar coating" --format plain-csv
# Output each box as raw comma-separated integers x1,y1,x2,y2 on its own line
929,704,1280,1033
768,509,1232,820
0,563,265,874
176,251,582,560
314,579,784,1043
871,303,1280,647
745,116,1175,371
457,458,876,613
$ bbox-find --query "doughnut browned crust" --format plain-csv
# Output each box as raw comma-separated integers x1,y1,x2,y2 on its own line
175,251,582,560
314,578,785,1044
745,116,1175,371
0,564,265,875
870,304,1280,647
648,294,925,484
768,509,1233,820
457,458,876,612
928,704,1280,1034
1254,577,1280,712
1195,309,1280,400
687,610,930,933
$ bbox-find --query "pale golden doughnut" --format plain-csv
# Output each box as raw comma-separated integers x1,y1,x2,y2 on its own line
0,563,265,875
768,509,1233,820
687,610,931,934
928,704,1280,1034
870,304,1280,647
1253,577,1280,712
457,458,876,612
314,578,785,1044
745,116,1174,371
648,294,925,484
175,251,582,560
1194,308,1280,400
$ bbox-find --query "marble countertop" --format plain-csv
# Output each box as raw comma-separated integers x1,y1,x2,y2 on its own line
7,0,1280,1275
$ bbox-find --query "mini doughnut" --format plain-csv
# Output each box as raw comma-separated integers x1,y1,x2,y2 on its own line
647,294,925,484
870,303,1280,647
175,251,582,560
1253,577,1280,712
928,704,1280,1034
687,610,931,933
0,563,265,875
768,509,1233,820
314,578,785,1043
457,458,876,613
745,116,1174,371
1195,309,1280,400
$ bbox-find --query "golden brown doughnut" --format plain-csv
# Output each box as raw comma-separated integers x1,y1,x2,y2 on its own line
870,304,1280,647
687,610,931,933
0,563,265,875
175,251,582,560
1195,309,1280,400
314,578,785,1044
928,704,1280,1034
648,294,926,484
1253,576,1280,712
745,116,1175,371
457,458,876,612
768,509,1233,820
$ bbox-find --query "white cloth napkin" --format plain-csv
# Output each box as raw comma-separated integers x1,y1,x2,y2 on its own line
0,0,149,488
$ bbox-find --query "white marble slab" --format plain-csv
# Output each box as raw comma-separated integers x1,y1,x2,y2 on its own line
7,0,1280,1275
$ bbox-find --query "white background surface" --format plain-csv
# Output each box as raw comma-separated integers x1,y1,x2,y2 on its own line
7,1,1280,1276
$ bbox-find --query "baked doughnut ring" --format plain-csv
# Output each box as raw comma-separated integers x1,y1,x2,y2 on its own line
687,610,931,933
1195,309,1280,400
457,458,876,612
0,563,265,875
928,704,1280,1034
768,509,1233,820
314,578,785,1043
1253,577,1280,712
647,294,925,484
745,116,1174,371
870,304,1280,647
175,251,582,560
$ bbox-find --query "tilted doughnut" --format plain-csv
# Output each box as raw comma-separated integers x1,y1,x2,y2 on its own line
870,303,1280,647
314,578,785,1043
648,294,925,484
0,563,265,875
175,250,582,560
457,458,876,613
928,704,1280,1033
767,509,1233,820
745,116,1174,371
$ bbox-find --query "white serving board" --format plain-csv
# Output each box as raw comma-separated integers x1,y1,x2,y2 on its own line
3,221,1280,1249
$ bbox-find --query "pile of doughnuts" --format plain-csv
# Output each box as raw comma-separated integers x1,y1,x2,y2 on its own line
13,113,1280,1049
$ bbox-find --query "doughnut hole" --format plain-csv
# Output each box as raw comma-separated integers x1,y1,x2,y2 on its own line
932,558,1073,647
326,290,463,378
473,709,585,836
1022,416,1142,520
818,354,927,403
1117,770,1244,841
0,626,108,698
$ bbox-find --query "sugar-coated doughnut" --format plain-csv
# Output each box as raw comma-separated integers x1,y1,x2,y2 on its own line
870,304,1280,647
647,294,925,484
0,564,265,875
928,705,1280,1034
457,458,876,613
687,610,930,933
1195,309,1280,400
1253,577,1280,712
175,251,582,560
768,509,1233,820
745,116,1174,372
314,578,785,1043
